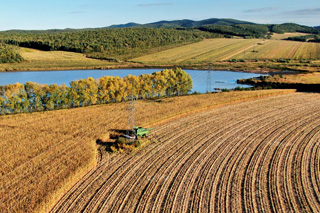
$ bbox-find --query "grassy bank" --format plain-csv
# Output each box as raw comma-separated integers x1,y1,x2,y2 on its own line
238,72,320,92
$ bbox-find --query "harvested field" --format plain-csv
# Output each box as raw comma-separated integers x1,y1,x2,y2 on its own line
132,38,260,65
233,40,320,60
132,38,320,66
0,89,291,212
51,92,320,212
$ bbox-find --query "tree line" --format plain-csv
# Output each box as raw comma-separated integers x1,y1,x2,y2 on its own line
286,35,320,43
270,23,319,34
198,24,270,38
0,43,24,63
0,68,192,114
198,23,320,39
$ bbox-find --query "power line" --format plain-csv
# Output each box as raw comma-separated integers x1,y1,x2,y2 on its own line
206,64,212,93
127,85,135,136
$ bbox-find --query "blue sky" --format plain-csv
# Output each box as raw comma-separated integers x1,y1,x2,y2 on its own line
1,0,319,31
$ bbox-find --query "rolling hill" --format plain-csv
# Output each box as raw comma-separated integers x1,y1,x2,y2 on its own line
107,18,255,28
107,22,140,28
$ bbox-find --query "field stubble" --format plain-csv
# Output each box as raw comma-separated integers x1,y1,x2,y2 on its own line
132,38,320,72
0,89,293,212
51,91,320,212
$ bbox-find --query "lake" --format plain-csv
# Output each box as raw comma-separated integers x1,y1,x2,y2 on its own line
0,69,263,93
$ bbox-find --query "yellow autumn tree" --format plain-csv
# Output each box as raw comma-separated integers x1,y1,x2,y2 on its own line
124,74,140,100
25,82,46,112
1,83,28,113
98,76,113,104
151,71,167,97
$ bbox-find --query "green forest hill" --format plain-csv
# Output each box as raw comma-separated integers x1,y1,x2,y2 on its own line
0,18,319,72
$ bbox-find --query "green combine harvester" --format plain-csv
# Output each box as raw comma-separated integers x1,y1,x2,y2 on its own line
122,126,154,140
134,126,154,138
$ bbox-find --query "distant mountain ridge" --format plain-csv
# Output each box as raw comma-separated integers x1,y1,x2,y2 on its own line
2,18,318,34
107,18,255,28
107,22,140,28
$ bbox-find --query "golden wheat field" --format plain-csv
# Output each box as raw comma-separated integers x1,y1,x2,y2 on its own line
133,38,320,65
0,89,292,212
51,91,320,212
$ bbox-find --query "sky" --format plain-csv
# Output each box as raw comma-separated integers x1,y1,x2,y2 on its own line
0,0,319,31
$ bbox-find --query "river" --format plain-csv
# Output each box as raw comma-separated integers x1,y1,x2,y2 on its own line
0,69,263,93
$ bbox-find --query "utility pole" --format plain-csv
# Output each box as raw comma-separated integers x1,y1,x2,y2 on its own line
206,63,212,93
127,84,135,136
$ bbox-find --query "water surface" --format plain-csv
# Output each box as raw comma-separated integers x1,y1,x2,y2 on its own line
0,69,263,93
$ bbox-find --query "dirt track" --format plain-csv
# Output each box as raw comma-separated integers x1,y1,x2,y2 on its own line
51,92,320,212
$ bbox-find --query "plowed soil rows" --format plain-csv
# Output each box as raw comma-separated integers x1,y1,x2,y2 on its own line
51,92,320,212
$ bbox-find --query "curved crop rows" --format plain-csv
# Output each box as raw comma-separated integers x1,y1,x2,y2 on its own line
51,92,320,212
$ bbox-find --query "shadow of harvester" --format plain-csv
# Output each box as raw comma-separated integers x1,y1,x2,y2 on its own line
96,129,137,153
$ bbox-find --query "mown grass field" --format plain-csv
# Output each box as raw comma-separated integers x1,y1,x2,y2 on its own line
0,48,122,71
233,40,320,60
0,89,294,212
133,38,320,63
132,38,261,65
132,38,320,72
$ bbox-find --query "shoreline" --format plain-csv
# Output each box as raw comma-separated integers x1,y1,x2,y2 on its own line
0,63,290,75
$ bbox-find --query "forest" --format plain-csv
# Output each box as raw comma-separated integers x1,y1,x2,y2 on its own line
0,43,24,63
198,24,270,38
0,28,216,61
286,34,320,42
269,23,319,34
198,23,319,38
0,68,192,114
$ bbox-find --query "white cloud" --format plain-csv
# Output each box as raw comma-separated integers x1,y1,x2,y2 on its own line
285,8,320,16
244,7,277,13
